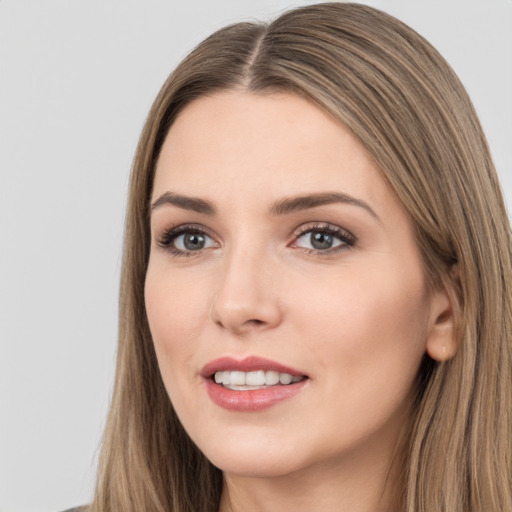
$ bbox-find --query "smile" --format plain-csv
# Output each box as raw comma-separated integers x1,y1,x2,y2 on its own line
214,370,304,389
201,356,309,411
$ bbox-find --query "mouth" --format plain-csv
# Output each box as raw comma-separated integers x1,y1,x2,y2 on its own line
213,370,305,390
201,356,309,411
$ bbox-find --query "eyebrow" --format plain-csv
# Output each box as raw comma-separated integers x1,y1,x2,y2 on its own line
150,191,379,220
151,192,216,215
269,192,379,219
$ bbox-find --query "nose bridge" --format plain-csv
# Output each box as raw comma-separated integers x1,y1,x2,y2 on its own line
210,236,281,333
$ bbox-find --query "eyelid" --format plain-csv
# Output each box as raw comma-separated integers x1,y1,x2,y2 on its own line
154,221,356,257
156,223,219,256
289,222,356,253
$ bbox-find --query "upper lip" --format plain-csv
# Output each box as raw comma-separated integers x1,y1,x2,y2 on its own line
200,356,307,378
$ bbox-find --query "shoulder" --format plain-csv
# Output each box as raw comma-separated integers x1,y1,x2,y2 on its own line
59,507,87,512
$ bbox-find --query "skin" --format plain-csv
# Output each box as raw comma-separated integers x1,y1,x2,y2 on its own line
145,91,455,512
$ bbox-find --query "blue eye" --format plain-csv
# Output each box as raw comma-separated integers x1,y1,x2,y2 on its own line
293,224,355,253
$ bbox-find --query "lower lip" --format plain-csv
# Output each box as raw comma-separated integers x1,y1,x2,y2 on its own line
204,378,308,412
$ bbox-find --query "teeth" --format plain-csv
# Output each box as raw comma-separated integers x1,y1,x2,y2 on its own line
265,371,280,385
246,370,265,386
213,370,304,387
231,371,245,386
279,373,292,385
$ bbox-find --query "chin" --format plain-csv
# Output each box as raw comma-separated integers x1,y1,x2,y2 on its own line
192,430,319,479
209,452,304,479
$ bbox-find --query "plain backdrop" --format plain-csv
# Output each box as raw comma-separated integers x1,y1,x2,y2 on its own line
1,1,510,511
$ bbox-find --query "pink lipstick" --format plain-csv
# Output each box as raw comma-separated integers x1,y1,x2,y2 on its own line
201,356,308,412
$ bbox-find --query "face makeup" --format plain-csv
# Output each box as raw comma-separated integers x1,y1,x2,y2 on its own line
201,356,308,411
145,90,449,481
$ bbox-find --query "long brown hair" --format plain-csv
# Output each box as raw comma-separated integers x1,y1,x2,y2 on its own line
90,3,512,511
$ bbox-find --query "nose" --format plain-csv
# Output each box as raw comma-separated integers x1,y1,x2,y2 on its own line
210,246,282,335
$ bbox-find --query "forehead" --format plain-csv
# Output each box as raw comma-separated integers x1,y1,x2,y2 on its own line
153,90,393,212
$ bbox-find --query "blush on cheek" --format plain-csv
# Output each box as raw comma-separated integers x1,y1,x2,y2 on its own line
146,278,206,373
302,270,428,374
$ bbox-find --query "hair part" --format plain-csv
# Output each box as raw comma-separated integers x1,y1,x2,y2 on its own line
90,3,512,511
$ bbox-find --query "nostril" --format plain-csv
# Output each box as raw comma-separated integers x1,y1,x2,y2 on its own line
239,318,268,330
210,291,282,333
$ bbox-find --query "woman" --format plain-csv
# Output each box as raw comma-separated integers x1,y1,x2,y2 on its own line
84,2,512,511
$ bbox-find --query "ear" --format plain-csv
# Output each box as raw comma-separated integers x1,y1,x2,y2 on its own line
425,270,459,362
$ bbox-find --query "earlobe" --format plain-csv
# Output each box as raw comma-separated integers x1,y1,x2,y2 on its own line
425,281,459,362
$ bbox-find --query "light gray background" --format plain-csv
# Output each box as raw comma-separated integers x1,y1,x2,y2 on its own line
1,1,510,511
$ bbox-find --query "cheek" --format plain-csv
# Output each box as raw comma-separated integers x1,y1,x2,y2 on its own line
144,265,209,381
294,261,429,389
288,266,429,450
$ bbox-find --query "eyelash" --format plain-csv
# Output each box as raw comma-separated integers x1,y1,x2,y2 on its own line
156,224,215,257
156,222,356,257
291,223,356,255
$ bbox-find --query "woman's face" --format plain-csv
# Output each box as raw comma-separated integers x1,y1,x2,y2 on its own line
145,91,448,478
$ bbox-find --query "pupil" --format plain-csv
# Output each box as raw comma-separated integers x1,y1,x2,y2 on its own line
184,233,205,250
311,232,333,250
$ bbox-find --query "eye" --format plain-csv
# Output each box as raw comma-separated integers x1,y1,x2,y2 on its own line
174,231,214,251
157,225,217,256
292,223,356,254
